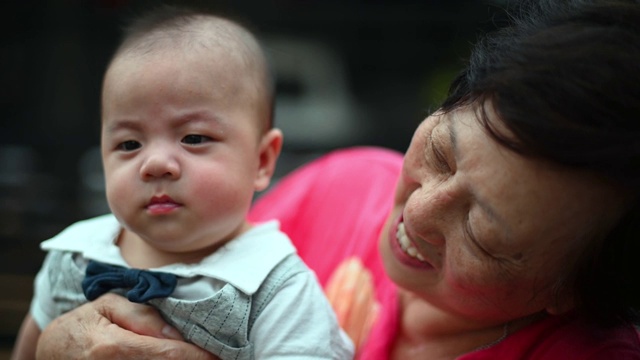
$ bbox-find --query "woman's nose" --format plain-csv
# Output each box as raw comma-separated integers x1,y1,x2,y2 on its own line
408,184,453,243
139,151,180,180
402,160,453,247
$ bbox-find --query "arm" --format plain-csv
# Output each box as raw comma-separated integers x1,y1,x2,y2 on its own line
250,268,354,359
35,293,219,360
11,314,40,360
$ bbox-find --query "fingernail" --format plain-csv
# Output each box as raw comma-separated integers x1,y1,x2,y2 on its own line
161,325,183,340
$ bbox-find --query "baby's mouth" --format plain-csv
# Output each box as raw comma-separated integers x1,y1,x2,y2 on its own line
396,221,427,263
146,195,181,212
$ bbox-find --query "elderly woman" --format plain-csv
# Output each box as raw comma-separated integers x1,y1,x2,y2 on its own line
32,0,640,359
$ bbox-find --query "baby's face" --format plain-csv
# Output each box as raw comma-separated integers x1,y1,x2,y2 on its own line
100,49,268,258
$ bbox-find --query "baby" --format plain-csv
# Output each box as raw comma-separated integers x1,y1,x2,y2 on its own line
12,5,353,360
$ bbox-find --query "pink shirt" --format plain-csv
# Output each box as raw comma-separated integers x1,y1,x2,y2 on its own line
248,146,640,359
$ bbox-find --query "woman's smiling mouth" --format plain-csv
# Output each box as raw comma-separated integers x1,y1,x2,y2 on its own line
397,222,427,262
390,217,433,269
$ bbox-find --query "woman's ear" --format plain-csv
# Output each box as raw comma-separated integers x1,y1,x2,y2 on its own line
545,288,575,316
254,128,283,192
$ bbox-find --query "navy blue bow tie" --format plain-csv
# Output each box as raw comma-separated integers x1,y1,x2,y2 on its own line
82,260,178,303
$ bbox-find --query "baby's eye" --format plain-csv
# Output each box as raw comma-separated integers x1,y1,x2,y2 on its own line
117,140,141,151
182,134,212,145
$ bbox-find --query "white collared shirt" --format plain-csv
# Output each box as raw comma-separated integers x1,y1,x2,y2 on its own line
41,214,296,296
32,214,355,359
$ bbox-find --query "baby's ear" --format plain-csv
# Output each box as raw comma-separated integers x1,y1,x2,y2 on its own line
254,128,283,191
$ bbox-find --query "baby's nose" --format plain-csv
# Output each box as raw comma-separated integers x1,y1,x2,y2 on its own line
140,152,180,180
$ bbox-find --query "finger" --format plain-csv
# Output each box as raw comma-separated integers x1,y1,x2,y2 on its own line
357,279,380,348
324,257,350,305
95,293,183,340
346,272,368,344
100,330,220,360
324,257,380,350
345,270,376,348
331,258,362,325
363,302,380,343
342,265,365,331
36,294,215,360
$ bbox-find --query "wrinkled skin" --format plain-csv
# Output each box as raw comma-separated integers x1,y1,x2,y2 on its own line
36,294,218,360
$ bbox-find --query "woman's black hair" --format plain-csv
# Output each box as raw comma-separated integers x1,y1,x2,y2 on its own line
440,0,640,326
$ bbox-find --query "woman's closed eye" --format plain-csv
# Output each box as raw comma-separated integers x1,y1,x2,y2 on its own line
464,215,494,259
181,134,213,145
429,132,452,174
464,213,522,268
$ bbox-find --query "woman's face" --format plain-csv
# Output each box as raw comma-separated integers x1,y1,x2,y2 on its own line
379,106,625,325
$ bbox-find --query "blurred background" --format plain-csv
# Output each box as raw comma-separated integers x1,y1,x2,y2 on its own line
0,0,507,355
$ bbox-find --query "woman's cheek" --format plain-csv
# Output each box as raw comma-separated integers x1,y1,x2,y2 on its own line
443,247,499,294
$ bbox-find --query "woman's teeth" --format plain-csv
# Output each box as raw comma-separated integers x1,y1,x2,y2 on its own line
397,222,426,262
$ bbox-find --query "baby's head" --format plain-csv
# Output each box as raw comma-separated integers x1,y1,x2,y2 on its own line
99,5,283,262
103,5,274,132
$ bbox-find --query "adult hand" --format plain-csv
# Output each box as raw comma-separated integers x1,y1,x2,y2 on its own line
325,257,380,352
36,293,219,360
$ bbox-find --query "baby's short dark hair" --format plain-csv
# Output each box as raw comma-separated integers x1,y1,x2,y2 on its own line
105,4,275,131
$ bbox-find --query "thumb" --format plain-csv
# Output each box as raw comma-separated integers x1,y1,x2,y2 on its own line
105,331,219,360
130,337,221,360
97,293,183,340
